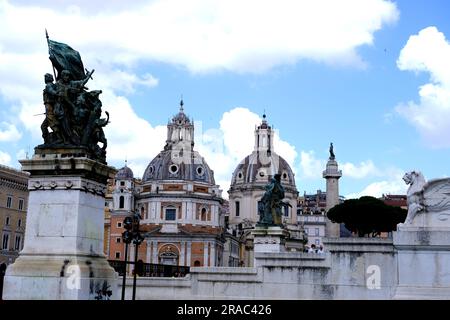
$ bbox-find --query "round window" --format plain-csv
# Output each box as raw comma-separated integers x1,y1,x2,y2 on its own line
259,171,265,177
196,166,204,176
283,173,288,179
149,166,154,174
169,164,178,174
238,172,243,179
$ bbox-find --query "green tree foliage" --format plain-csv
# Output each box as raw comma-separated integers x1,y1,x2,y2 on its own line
327,196,407,237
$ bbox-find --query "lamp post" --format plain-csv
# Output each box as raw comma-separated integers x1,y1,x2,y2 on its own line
121,216,133,300
131,210,144,301
120,211,144,300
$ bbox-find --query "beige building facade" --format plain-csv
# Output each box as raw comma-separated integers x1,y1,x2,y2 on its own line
0,164,29,266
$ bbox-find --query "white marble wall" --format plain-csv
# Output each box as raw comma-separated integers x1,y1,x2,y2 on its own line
119,237,450,300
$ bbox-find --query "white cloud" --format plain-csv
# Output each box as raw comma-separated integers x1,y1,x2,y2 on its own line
299,150,326,179
396,26,450,148
344,167,407,198
95,70,158,95
341,160,380,179
345,178,407,199
15,149,27,160
0,122,22,142
0,0,398,75
0,150,12,165
102,90,167,176
298,152,382,181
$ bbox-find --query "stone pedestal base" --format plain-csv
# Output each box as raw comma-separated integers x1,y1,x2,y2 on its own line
4,254,118,300
3,155,118,300
252,226,289,253
393,226,450,300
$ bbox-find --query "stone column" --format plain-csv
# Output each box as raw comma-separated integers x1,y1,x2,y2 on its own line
152,241,158,264
146,242,151,264
203,242,209,266
210,242,216,267
186,242,192,266
179,241,185,266
323,158,342,238
3,153,118,300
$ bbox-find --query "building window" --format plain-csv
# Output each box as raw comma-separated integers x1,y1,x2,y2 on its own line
115,252,121,259
119,196,124,209
201,207,207,221
196,166,204,176
305,228,309,235
235,201,240,217
5,216,10,226
120,181,125,186
193,260,201,267
169,164,179,174
117,222,122,228
116,237,121,243
315,228,320,236
284,205,289,217
14,235,21,251
315,239,320,245
2,233,9,250
165,207,176,221
18,219,22,228
18,198,24,211
6,196,12,208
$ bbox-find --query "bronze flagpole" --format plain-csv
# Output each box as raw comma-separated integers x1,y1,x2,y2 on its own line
45,29,57,81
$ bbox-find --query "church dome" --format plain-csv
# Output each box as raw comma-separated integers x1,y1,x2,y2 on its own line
142,149,216,184
142,100,216,185
116,165,134,180
229,114,297,193
230,151,296,190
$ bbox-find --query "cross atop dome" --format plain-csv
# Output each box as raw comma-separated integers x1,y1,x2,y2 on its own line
180,95,184,113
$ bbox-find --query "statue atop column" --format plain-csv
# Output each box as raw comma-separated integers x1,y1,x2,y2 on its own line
329,142,335,160
39,30,109,163
257,173,291,227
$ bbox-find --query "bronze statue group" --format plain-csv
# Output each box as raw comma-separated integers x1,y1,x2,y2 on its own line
40,34,109,163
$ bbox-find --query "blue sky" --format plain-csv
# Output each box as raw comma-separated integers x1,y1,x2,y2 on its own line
1,0,450,198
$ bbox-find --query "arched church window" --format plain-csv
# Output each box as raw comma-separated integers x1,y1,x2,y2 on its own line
119,196,124,209
201,207,207,221
194,260,201,267
284,205,289,217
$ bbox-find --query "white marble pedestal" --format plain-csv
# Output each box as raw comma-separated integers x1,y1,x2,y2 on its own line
252,226,289,253
393,218,450,299
3,154,118,300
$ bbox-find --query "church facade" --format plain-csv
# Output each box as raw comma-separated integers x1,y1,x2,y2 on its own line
105,102,227,268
